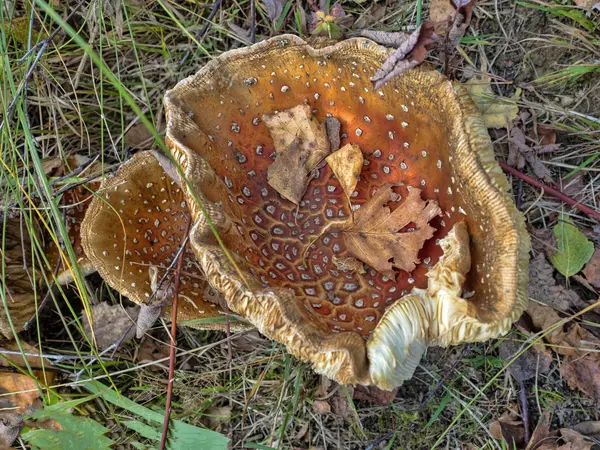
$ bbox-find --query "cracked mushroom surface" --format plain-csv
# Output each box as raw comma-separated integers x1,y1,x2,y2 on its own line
81,151,249,331
164,35,530,389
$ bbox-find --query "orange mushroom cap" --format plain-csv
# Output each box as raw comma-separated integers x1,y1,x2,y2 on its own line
164,35,530,388
80,151,250,331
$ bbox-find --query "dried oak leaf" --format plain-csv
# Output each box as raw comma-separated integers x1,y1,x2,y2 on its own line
361,22,436,91
527,301,600,401
509,125,552,181
326,143,363,201
489,411,525,448
263,104,330,204
83,302,139,350
343,185,441,279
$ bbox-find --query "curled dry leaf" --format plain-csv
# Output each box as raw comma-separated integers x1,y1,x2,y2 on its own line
325,143,363,200
83,302,139,350
527,301,600,401
361,22,436,91
489,411,525,449
263,104,330,204
343,185,441,280
262,0,285,23
324,116,341,152
508,125,552,181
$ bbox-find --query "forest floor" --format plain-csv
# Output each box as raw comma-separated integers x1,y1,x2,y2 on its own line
1,0,600,449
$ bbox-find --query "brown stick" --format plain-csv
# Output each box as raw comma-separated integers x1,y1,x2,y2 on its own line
499,161,600,222
159,217,192,450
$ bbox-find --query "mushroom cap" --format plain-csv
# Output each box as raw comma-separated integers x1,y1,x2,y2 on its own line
80,151,250,331
164,35,529,387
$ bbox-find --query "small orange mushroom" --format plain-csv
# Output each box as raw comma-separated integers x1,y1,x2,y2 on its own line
80,151,249,331
161,35,529,389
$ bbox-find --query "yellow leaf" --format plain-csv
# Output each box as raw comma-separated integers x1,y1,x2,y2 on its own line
465,74,520,129
325,143,363,200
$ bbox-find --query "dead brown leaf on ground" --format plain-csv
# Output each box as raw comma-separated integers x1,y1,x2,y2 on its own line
263,104,330,204
83,302,139,350
573,0,600,9
499,335,551,382
137,338,169,370
526,301,600,400
360,22,435,90
508,124,553,182
582,249,600,289
0,372,41,448
343,185,441,279
490,411,525,448
528,253,586,313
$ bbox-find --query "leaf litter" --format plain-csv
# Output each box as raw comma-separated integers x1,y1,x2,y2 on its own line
343,185,441,280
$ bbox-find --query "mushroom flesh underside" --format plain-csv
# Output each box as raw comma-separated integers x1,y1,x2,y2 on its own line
161,35,529,388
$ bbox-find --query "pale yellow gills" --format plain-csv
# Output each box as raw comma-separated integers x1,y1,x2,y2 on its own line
163,35,530,389
80,151,250,331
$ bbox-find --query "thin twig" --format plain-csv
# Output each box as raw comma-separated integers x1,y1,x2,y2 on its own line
160,216,192,450
519,378,530,445
500,161,600,222
250,0,256,43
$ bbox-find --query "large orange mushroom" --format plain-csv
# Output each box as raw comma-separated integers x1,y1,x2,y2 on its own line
158,35,529,389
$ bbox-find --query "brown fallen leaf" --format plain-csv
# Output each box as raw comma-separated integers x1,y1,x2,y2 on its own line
313,400,331,414
527,411,553,450
343,185,441,279
490,411,525,448
263,104,330,204
527,301,600,400
326,143,363,201
83,302,139,350
324,116,341,152
430,0,478,59
499,335,551,383
360,22,436,91
560,358,600,401
528,253,586,313
0,372,41,448
582,248,600,289
509,124,552,182
557,428,595,450
137,338,169,371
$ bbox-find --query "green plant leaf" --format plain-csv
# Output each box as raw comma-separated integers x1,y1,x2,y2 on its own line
83,380,229,450
549,214,594,277
22,399,114,450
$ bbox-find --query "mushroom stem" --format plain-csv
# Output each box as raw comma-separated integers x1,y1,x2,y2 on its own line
499,161,600,222
160,216,191,450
